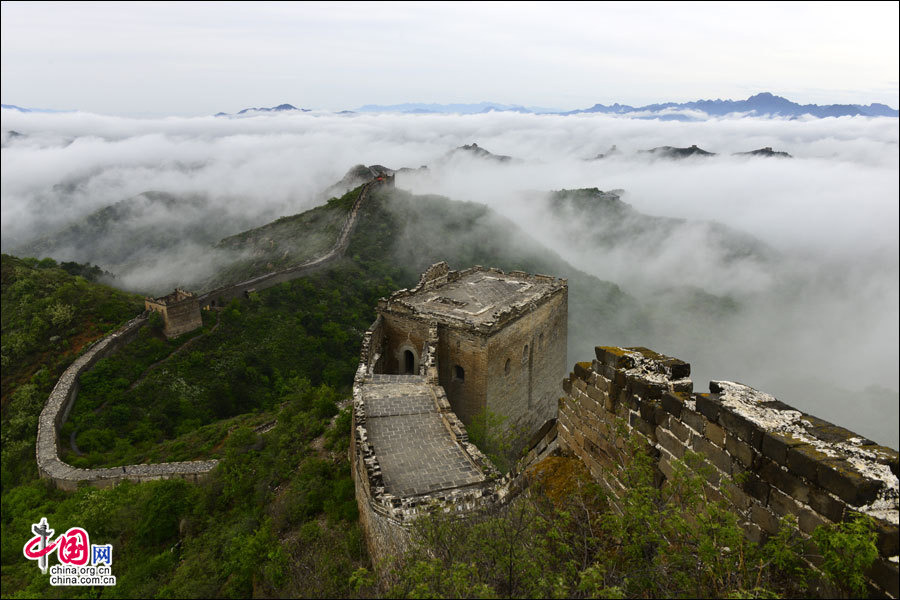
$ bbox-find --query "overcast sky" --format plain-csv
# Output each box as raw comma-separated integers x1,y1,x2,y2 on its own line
1,1,898,116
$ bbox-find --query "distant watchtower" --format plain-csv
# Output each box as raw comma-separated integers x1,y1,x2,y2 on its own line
145,289,202,338
374,262,568,446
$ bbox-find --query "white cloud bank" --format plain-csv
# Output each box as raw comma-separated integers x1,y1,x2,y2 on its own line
1,109,897,446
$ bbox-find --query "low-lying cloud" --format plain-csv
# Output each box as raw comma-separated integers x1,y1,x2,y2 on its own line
2,108,897,446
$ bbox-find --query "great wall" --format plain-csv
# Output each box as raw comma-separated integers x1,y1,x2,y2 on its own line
35,177,385,489
34,175,899,595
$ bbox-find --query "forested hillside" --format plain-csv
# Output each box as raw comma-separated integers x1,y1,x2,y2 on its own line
0,186,881,598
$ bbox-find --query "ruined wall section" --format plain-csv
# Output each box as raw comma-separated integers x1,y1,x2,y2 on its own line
37,315,218,491
559,346,899,597
351,320,518,569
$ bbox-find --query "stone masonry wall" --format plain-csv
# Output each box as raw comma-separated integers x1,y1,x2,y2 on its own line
558,345,899,597
485,288,567,452
37,315,218,491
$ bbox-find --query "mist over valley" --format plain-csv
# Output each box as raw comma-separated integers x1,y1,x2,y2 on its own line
2,108,897,448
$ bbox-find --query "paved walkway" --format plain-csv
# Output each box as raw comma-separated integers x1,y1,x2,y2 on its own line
361,374,485,497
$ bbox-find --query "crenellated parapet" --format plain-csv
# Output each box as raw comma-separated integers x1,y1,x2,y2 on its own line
559,345,899,597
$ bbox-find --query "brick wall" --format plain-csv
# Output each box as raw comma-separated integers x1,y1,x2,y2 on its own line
558,345,899,597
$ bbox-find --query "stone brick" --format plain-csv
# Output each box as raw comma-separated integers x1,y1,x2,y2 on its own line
595,362,617,382
705,421,726,447
573,361,593,383
661,391,684,418
797,504,829,535
751,504,781,535
600,392,613,413
659,454,676,481
817,458,883,506
668,417,692,444
761,430,807,466
718,406,764,449
595,346,636,369
804,419,858,445
768,487,801,520
660,357,690,380
596,418,610,439
624,393,641,412
670,379,693,393
722,481,752,511
759,458,810,503
652,404,668,426
639,400,667,426
725,434,757,469
691,434,732,475
657,427,687,459
614,399,630,420
874,521,898,557
741,520,766,544
583,383,606,408
593,373,611,393
785,444,824,482
806,485,845,523
629,377,665,400
866,557,899,598
629,410,656,440
561,376,572,394
680,406,705,435
639,399,657,423
741,470,771,504
695,393,721,422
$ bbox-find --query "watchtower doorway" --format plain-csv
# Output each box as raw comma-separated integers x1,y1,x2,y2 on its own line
404,350,415,374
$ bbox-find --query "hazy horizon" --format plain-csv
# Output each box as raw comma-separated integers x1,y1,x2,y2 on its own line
2,2,898,116
3,107,897,446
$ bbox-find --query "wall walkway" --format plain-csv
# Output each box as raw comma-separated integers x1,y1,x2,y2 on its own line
37,179,383,490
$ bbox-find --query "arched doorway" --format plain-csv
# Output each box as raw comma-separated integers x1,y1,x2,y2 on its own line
404,350,415,374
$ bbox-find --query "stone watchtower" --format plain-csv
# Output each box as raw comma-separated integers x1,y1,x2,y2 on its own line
375,262,568,447
145,289,202,339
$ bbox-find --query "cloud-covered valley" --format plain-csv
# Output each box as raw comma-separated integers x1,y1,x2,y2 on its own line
1,108,897,446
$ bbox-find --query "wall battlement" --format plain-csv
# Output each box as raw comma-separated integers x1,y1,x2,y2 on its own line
559,345,899,597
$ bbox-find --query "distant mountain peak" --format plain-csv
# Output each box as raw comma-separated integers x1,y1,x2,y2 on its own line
216,104,311,117
567,93,898,119
449,142,514,162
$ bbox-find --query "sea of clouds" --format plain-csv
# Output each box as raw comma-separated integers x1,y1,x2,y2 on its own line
2,108,897,446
